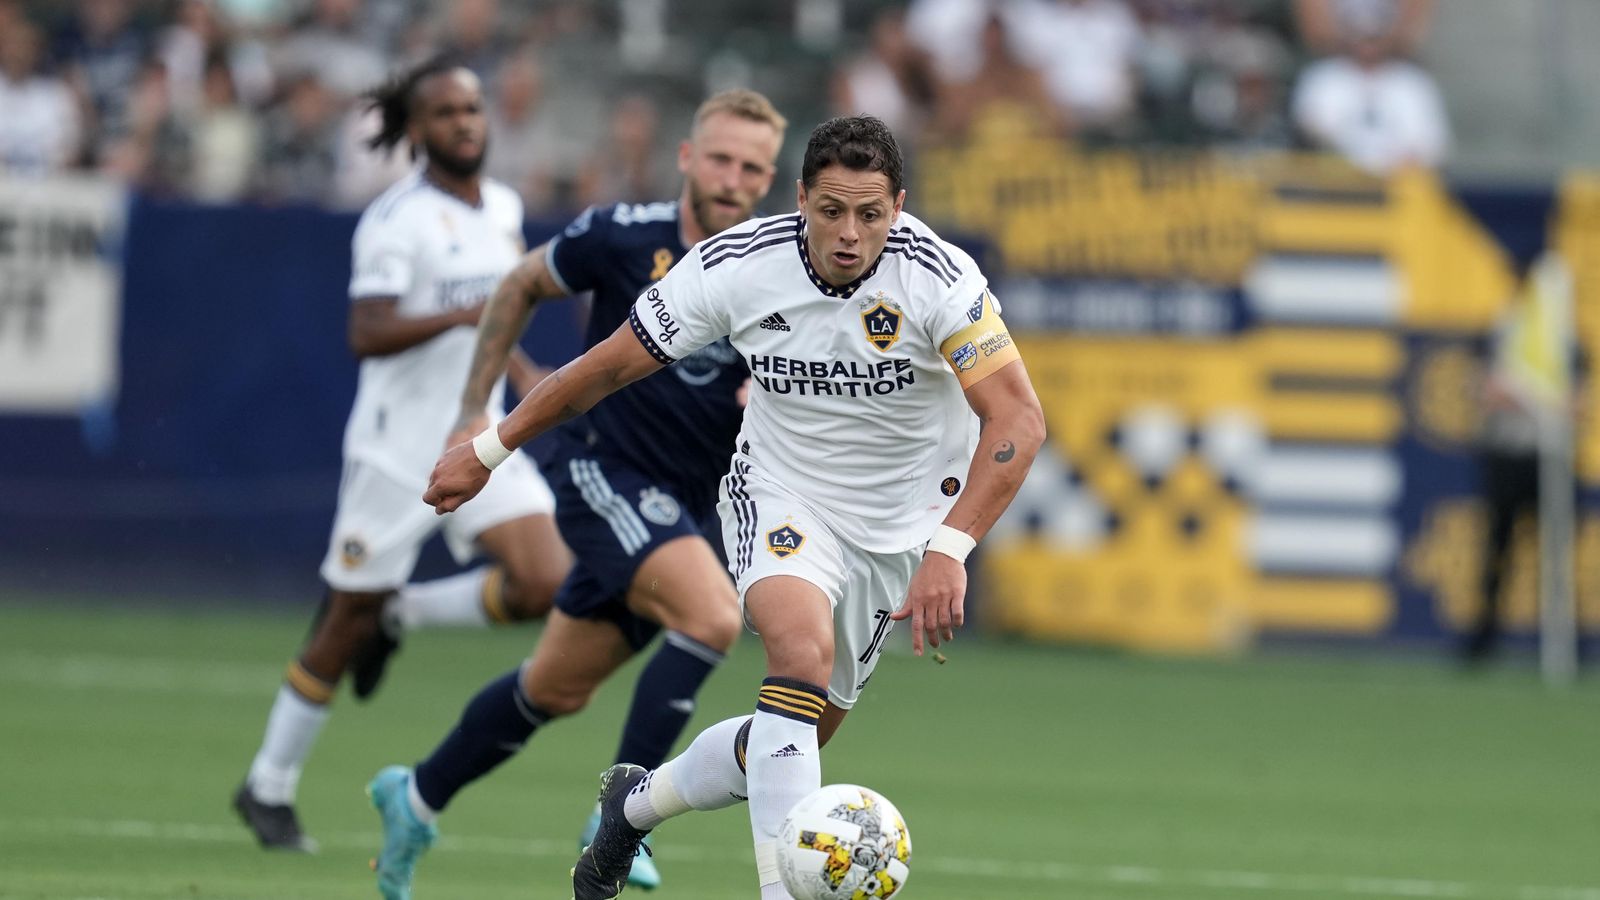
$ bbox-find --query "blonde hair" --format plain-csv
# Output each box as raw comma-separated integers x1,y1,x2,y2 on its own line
692,90,788,141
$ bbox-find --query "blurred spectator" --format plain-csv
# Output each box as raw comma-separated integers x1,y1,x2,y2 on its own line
435,0,510,82
1290,27,1450,175
190,51,262,201
904,0,994,87
274,0,388,101
931,11,1066,140
1466,280,1583,664
1011,0,1143,133
0,17,82,175
1190,27,1293,150
483,50,575,213
215,0,292,31
254,73,340,203
830,8,935,141
115,59,194,192
1296,0,1434,59
575,92,673,208
159,0,274,114
55,0,149,167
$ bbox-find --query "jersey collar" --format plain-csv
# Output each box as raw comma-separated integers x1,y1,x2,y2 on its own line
421,169,485,210
795,228,883,300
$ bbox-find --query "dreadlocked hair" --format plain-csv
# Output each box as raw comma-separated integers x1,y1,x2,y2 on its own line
364,56,462,155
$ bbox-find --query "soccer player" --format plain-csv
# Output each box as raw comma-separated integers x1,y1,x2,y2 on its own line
364,90,787,896
232,59,571,853
425,115,1046,899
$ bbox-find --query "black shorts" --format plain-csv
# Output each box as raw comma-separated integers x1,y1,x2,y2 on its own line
544,438,720,650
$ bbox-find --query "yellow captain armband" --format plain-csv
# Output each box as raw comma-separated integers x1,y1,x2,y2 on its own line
939,290,1021,388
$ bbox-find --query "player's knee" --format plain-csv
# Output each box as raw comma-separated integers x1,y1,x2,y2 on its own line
524,679,593,718
670,594,742,653
764,634,832,685
501,566,562,621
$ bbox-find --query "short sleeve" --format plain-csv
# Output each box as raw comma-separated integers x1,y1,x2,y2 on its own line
545,205,606,295
626,245,728,363
349,213,415,301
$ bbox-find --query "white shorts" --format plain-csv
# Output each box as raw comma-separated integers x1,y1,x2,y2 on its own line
319,452,555,592
717,461,920,708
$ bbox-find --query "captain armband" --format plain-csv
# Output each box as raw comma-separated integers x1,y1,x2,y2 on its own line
939,290,1021,388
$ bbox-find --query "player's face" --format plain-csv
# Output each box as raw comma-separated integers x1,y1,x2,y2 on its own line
679,112,781,238
411,69,489,179
797,166,904,286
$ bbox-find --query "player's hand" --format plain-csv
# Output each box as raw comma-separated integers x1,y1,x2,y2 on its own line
445,412,489,454
892,552,966,656
453,302,488,327
424,440,491,515
737,377,751,407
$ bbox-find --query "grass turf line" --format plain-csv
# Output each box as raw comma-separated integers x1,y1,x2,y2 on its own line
0,602,1596,899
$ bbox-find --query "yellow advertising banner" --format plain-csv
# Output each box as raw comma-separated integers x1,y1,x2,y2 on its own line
923,137,1600,650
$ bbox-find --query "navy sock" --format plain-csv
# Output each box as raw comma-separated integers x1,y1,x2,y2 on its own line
414,667,548,812
614,631,725,768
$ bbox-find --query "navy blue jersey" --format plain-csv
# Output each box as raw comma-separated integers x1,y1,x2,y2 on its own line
545,201,746,508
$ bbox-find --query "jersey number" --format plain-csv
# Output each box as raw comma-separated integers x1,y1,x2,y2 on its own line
858,608,894,663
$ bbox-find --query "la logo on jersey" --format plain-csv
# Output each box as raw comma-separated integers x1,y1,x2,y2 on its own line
766,524,805,559
860,292,902,351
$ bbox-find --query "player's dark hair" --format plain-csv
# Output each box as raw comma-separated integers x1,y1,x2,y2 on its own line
364,56,462,155
801,115,903,195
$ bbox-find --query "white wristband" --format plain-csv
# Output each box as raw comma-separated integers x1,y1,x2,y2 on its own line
471,426,512,471
926,524,977,562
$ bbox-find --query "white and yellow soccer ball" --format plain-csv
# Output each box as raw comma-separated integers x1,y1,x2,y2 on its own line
776,784,912,900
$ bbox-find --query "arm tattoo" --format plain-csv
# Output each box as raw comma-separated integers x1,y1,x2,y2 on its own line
992,440,1016,463
461,279,533,413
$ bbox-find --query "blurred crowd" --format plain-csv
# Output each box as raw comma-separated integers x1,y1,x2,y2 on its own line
0,0,1450,213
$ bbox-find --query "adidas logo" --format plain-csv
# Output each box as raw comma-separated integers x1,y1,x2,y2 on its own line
759,313,791,332
771,744,803,758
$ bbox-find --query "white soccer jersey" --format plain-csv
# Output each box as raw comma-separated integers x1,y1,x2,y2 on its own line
629,210,1018,553
343,170,525,482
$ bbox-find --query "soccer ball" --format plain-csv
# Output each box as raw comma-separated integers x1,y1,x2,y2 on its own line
776,784,912,900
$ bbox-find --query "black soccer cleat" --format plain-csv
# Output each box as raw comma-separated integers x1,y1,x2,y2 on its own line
350,609,402,701
232,782,318,853
571,764,652,900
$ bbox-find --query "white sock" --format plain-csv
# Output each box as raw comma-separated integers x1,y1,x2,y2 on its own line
407,772,438,825
391,567,493,630
624,715,751,830
747,681,825,888
246,684,330,805
755,840,794,897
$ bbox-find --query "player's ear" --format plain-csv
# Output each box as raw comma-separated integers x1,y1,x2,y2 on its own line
677,139,692,175
892,189,905,220
795,178,806,212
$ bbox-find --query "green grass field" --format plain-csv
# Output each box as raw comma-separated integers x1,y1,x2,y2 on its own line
2,600,1597,900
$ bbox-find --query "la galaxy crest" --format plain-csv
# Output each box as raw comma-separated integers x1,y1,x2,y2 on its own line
860,291,902,352
340,536,367,568
766,523,805,559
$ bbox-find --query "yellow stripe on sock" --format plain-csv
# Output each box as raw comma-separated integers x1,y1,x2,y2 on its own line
285,661,334,705
757,696,823,720
760,685,826,713
480,567,512,624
